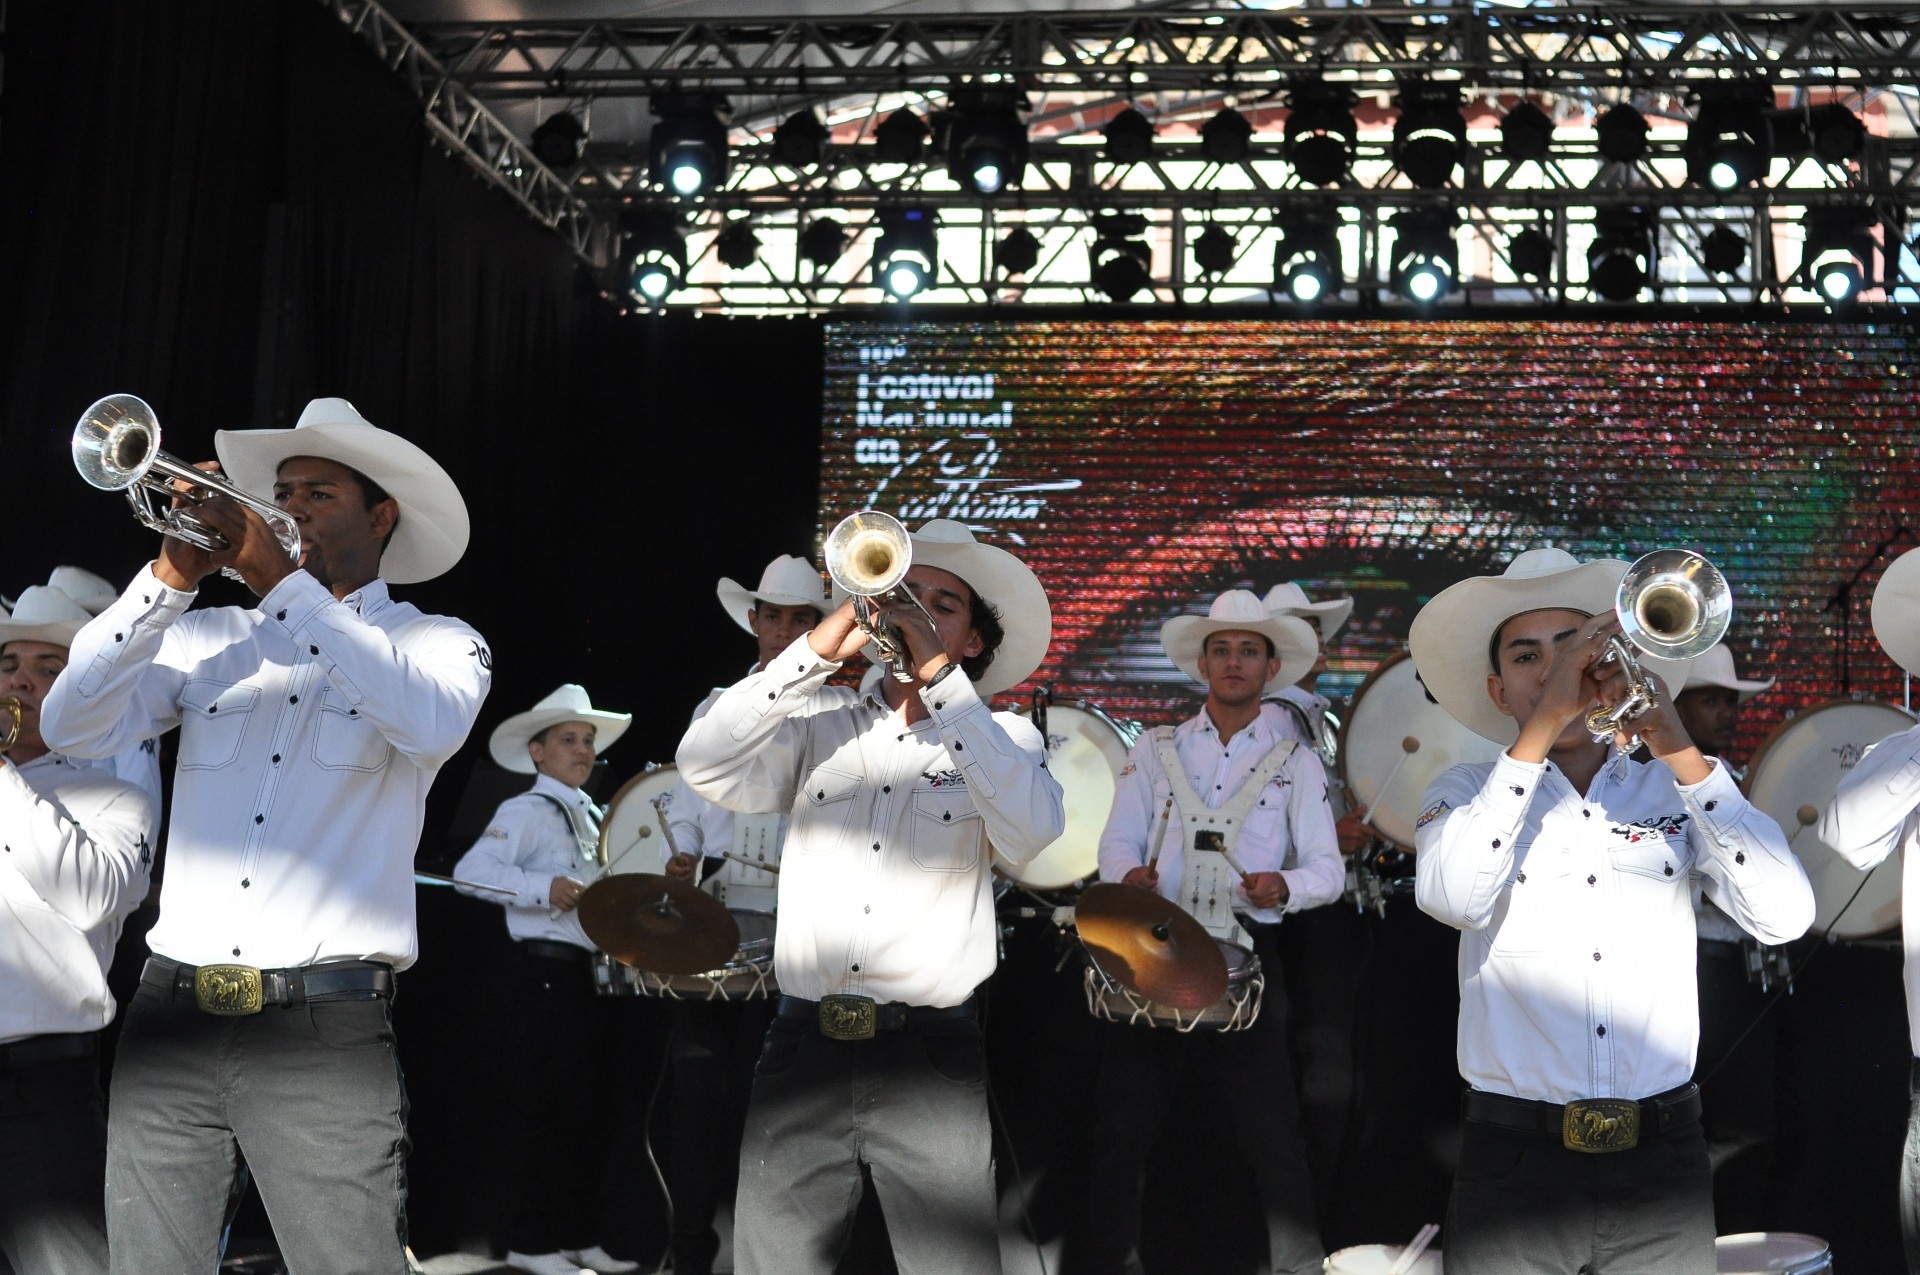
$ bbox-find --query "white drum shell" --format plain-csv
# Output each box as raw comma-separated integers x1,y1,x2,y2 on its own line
1000,703,1134,890
1323,1243,1442,1274
1341,652,1505,851
1714,1230,1832,1274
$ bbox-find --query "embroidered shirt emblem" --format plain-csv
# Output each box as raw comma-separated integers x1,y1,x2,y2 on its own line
1610,812,1690,842
922,768,967,789
1416,799,1451,829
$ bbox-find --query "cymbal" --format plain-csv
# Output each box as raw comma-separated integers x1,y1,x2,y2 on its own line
1073,882,1228,1010
578,874,741,975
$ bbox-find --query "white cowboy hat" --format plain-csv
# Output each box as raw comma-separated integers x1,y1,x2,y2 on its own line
44,567,119,616
215,398,470,585
1872,547,1920,677
909,519,1051,697
1408,547,1697,746
487,684,633,774
1263,581,1355,642
1679,643,1773,703
1161,591,1322,694
715,555,831,635
0,586,93,652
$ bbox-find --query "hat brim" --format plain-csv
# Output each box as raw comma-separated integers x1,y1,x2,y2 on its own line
1161,614,1321,693
215,424,470,585
488,708,633,774
1409,559,1695,745
715,578,829,636
912,536,1051,697
1276,597,1355,642
0,620,85,650
1873,548,1920,677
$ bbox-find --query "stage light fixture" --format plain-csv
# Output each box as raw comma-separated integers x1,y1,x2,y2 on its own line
1284,81,1358,186
995,227,1042,276
1389,209,1459,303
1686,84,1773,192
1802,207,1875,306
873,109,928,164
1508,227,1554,282
772,109,829,170
1105,108,1155,164
1586,208,1654,301
946,89,1030,196
530,110,586,170
1595,104,1650,164
1200,108,1255,165
1089,214,1153,302
1701,226,1747,277
1272,211,1342,303
621,211,686,306
648,93,731,198
1500,101,1554,162
799,217,849,270
874,208,939,300
1770,102,1867,166
1393,83,1467,189
1192,225,1237,277
715,221,759,270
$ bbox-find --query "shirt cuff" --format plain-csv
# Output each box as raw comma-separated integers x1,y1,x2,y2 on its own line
126,563,196,622
771,634,843,693
1676,756,1746,834
1484,751,1548,814
920,663,986,724
257,570,333,634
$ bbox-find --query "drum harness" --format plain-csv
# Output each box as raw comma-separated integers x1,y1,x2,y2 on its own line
1149,727,1297,948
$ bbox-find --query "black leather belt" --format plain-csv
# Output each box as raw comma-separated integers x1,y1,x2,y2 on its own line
142,956,394,1016
0,1031,98,1072
1464,1082,1701,1153
519,939,593,964
777,994,976,1041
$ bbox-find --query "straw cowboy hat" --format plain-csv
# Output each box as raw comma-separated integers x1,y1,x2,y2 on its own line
1409,547,1696,746
1263,581,1355,643
0,586,93,652
1872,547,1920,677
215,398,469,585
907,519,1051,697
716,555,832,635
1680,643,1774,703
1161,590,1322,694
488,685,633,774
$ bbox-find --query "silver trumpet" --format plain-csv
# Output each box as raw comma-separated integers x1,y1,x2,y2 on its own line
823,510,940,683
72,395,302,572
0,696,21,754
1586,549,1732,742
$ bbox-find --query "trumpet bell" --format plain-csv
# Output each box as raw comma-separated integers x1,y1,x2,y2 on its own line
825,511,913,597
1617,549,1732,661
73,394,162,492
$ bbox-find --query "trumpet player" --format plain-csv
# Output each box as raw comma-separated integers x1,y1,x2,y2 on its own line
42,398,491,1275
1408,548,1812,1274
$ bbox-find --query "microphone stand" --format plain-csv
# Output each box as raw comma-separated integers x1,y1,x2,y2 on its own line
1824,525,1914,696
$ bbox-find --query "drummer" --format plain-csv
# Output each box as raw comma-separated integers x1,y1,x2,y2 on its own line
1409,549,1813,1274
1821,547,1920,1274
452,685,640,1275
1088,589,1343,1275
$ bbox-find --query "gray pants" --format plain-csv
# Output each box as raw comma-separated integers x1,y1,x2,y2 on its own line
105,977,411,1275
0,1053,110,1275
733,1011,1000,1275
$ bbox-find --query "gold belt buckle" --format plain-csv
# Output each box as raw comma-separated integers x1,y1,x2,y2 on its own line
817,995,877,1041
1562,1097,1641,1153
193,965,265,1016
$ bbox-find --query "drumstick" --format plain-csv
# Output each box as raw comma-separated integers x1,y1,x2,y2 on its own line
1788,804,1819,847
1388,1222,1440,1275
1217,843,1253,880
413,871,518,898
1359,736,1422,830
1145,794,1175,873
723,851,779,875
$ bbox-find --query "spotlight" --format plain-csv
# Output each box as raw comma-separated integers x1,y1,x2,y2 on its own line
945,89,1030,196
1089,213,1153,302
1200,108,1255,165
715,221,759,270
995,227,1042,276
1393,83,1467,189
1802,206,1875,305
873,109,928,164
1771,102,1867,166
874,208,938,299
1192,225,1237,277
1595,104,1650,164
1500,101,1554,162
1105,108,1155,164
1272,211,1342,302
1285,80,1358,186
799,217,848,270
621,210,685,306
1508,227,1554,282
772,110,829,170
1701,226,1747,277
1586,207,1654,301
1686,83,1773,192
1389,209,1459,303
649,93,731,198
530,110,586,170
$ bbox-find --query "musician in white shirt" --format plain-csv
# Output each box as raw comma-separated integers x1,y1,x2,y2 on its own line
1410,548,1812,1274
1087,590,1340,1275
677,518,1063,1275
42,398,491,1275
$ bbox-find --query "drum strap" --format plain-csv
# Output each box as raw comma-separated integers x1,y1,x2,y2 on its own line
533,792,599,866
1150,728,1297,944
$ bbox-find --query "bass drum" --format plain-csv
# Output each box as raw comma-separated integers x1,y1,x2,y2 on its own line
999,702,1137,890
598,763,684,875
1339,651,1505,852
1744,699,1916,940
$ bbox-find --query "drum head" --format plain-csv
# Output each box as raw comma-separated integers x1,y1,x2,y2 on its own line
599,764,683,875
1714,1230,1832,1274
1745,700,1915,940
1339,652,1505,851
1325,1244,1442,1275
1001,703,1134,890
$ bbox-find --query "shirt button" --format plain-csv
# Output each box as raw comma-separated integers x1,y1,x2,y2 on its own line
1587,875,1597,886
289,695,299,704
883,786,891,794
1491,838,1501,849
767,692,776,701
954,741,964,751
1582,809,1591,819
1705,800,1718,811
309,645,319,655
1596,1025,1606,1037
864,905,871,914
272,754,281,764
1735,852,1746,865
233,947,242,957
817,791,825,800
255,815,264,824
276,610,287,620
872,842,880,851
115,633,124,642
851,964,861,973
241,879,251,889
1593,951,1602,961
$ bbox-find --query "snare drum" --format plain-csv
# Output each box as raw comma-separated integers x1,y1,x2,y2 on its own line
1084,937,1263,1032
1744,698,1916,939
1002,702,1137,890
632,908,778,1001
1324,1244,1442,1275
1714,1231,1832,1274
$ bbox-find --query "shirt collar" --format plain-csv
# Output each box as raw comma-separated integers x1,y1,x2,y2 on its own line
530,771,590,808
1177,706,1278,747
337,578,392,618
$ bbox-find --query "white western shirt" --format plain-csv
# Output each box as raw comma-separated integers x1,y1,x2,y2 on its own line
1416,750,1813,1104
1097,710,1343,924
1820,722,1920,1056
0,752,155,1043
453,772,601,950
676,635,1065,1007
41,565,491,972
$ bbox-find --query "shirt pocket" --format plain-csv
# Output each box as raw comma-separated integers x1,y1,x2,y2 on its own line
910,789,983,873
312,686,392,773
177,680,258,771
797,766,862,852
1488,841,1573,957
1607,823,1695,888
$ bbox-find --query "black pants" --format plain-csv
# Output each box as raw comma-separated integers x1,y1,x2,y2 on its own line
0,1048,110,1275
1082,925,1322,1275
668,996,775,1275
1277,901,1367,1226
1696,938,1785,1233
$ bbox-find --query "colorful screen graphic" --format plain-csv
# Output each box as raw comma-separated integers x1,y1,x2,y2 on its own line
819,320,1920,761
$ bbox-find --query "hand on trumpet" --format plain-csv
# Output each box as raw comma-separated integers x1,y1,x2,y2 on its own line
806,590,953,684
153,462,298,597
807,597,875,665
152,462,236,592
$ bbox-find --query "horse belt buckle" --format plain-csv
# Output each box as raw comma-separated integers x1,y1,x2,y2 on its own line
193,964,265,1016
817,995,877,1041
1562,1097,1641,1153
